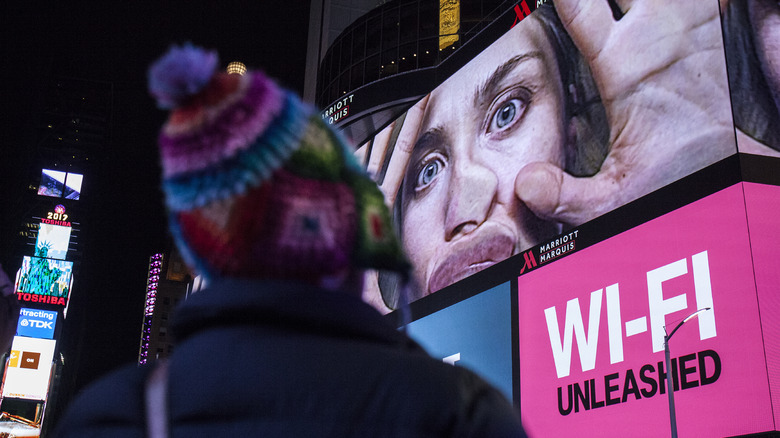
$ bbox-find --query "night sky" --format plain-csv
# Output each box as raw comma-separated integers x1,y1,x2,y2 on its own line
0,0,312,412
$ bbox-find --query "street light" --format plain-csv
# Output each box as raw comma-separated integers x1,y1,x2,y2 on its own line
664,307,711,438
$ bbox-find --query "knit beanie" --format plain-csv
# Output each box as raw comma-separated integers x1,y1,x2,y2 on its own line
148,44,409,286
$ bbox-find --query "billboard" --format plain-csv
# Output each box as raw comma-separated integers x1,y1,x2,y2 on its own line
516,183,773,437
2,337,56,400
743,182,780,424
36,169,66,198
721,0,780,158
15,257,73,307
37,169,83,200
62,172,83,200
358,0,737,312
406,282,514,400
35,223,71,260
16,309,57,340
323,1,780,436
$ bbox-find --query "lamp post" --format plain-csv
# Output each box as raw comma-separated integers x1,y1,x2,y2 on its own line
663,307,711,438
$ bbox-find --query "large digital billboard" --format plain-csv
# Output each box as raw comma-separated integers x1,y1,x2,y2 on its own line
721,0,780,158
14,257,73,307
743,182,780,423
37,169,83,200
37,169,66,198
35,223,71,260
406,282,514,400
517,184,772,437
0,422,41,437
2,337,56,400
16,308,57,340
357,0,736,312
325,1,780,436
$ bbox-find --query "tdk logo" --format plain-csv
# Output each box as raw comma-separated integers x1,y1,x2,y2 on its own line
20,319,53,329
16,308,57,339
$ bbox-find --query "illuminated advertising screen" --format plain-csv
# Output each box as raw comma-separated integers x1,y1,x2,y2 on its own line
2,337,56,400
34,223,71,260
516,184,772,437
63,172,83,200
321,1,780,434
16,309,57,340
0,422,41,437
721,1,780,158
743,182,780,423
406,282,514,400
37,169,66,198
37,169,83,200
15,257,72,307
358,1,736,312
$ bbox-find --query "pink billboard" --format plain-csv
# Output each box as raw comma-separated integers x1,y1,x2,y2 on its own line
517,184,773,437
743,182,780,425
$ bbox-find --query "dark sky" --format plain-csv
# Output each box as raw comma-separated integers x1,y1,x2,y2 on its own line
0,0,312,410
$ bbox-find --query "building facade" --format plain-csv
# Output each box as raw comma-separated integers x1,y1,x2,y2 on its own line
138,248,199,365
0,77,109,437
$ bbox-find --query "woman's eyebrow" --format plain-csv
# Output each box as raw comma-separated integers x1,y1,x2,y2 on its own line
411,127,446,156
473,51,544,107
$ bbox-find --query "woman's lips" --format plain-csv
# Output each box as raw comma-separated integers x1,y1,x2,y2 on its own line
427,232,515,294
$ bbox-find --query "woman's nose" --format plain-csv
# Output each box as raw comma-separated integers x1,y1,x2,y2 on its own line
443,160,498,241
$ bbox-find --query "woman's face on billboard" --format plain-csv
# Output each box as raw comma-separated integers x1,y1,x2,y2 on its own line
750,0,780,110
400,17,566,297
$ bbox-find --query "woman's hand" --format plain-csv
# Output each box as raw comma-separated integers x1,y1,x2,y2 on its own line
366,95,431,207
357,96,430,311
516,0,736,226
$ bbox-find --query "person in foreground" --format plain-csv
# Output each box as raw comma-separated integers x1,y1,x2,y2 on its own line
54,44,526,438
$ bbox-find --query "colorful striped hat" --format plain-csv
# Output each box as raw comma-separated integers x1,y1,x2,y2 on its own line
148,44,409,285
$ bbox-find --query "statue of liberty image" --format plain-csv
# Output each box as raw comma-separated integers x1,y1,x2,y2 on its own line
17,247,70,297
35,241,52,258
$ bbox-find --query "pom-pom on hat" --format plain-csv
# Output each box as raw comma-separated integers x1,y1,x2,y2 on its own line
148,43,409,285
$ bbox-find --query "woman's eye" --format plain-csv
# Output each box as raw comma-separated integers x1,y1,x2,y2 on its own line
495,101,517,128
416,158,443,189
487,89,530,134
490,98,525,132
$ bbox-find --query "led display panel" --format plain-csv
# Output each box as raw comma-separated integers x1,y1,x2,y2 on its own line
0,422,41,437
36,169,66,198
721,0,780,158
63,172,83,200
2,337,56,400
15,309,57,340
743,182,780,423
406,282,513,400
517,184,772,437
347,2,780,436
358,1,736,312
36,169,83,200
15,257,72,307
34,224,71,260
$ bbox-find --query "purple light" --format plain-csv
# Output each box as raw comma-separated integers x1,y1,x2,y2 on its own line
139,253,164,363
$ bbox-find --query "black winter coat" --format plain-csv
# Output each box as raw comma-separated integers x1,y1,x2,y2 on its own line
55,279,526,437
